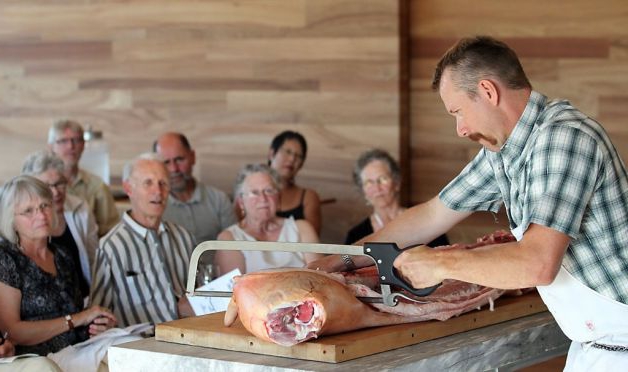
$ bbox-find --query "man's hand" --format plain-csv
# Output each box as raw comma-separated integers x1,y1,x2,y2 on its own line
393,245,444,289
0,338,15,358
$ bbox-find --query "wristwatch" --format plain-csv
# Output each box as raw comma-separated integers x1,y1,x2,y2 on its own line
341,254,357,271
64,314,75,330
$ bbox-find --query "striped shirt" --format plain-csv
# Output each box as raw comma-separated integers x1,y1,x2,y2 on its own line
90,212,196,327
439,91,628,304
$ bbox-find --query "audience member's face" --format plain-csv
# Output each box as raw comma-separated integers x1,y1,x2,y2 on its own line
156,135,195,193
125,160,170,224
360,160,398,209
13,194,54,242
50,128,85,168
240,172,279,222
269,139,304,181
34,169,68,214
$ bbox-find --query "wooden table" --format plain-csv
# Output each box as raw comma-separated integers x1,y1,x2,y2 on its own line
109,311,570,371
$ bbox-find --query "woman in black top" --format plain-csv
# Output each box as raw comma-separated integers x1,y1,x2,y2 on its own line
344,149,449,247
0,176,115,356
268,131,322,235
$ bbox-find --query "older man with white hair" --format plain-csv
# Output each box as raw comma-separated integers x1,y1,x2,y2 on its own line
90,153,196,328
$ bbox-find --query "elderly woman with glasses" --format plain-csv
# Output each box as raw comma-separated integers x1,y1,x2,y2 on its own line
21,150,99,300
0,175,116,356
215,164,323,274
267,130,322,235
345,149,450,247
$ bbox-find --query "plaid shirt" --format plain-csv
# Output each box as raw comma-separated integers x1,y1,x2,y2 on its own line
440,91,628,304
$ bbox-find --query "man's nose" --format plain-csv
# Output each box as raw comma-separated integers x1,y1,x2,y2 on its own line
456,119,468,137
165,162,178,173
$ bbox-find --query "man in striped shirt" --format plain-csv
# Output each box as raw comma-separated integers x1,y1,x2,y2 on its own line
90,153,196,328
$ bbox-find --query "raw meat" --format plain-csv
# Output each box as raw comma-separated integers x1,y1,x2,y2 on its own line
224,230,517,346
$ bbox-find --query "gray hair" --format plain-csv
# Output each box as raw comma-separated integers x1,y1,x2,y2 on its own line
233,163,281,198
352,148,401,190
122,152,165,182
0,175,57,244
21,150,66,176
47,119,84,144
431,36,531,97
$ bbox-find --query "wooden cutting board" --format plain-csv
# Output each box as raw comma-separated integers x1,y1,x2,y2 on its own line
155,292,547,363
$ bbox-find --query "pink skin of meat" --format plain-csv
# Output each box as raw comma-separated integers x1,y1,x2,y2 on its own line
224,231,519,346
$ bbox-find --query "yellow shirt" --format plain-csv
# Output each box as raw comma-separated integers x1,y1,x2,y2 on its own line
68,169,119,237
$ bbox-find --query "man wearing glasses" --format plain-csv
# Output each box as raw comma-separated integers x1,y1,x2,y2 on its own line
48,120,119,237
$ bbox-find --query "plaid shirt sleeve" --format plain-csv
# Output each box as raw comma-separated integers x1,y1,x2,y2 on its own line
524,124,602,238
439,148,503,213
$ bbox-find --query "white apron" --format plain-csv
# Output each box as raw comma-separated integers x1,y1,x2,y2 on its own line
511,225,628,371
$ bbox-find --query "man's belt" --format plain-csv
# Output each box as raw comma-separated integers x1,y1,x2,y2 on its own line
591,343,628,352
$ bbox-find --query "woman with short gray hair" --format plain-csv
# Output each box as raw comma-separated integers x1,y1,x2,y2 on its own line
0,175,116,356
345,149,449,248
22,150,98,299
215,163,322,274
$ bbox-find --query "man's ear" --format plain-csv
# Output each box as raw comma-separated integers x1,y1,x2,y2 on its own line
267,148,275,164
123,180,133,198
478,79,499,106
190,149,196,167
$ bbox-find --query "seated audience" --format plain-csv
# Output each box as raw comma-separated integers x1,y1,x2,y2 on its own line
345,149,449,247
267,130,322,235
48,119,119,236
215,164,323,274
0,176,116,356
90,153,196,327
154,132,236,263
21,150,99,300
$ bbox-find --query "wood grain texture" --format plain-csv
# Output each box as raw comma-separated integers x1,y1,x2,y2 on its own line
0,0,401,244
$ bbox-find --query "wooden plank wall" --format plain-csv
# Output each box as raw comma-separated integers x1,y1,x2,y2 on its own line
0,0,401,244
409,0,628,242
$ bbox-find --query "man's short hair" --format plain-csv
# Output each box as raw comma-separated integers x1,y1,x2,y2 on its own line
152,133,192,152
48,119,84,144
122,152,165,182
432,36,532,97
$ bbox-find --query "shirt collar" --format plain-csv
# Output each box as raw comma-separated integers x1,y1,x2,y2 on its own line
500,90,547,161
122,211,167,240
70,169,87,188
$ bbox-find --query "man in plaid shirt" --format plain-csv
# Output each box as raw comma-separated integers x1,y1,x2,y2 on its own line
310,36,628,370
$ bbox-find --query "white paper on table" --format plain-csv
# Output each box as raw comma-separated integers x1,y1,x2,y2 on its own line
0,354,39,364
187,268,241,315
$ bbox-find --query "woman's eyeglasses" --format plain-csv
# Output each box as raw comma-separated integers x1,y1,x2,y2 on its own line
242,188,279,198
46,180,67,191
15,202,52,219
279,148,304,161
361,175,392,189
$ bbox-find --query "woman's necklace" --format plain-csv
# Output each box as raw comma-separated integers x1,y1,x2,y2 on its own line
372,212,385,230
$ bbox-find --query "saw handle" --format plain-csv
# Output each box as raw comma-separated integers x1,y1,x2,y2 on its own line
363,242,441,297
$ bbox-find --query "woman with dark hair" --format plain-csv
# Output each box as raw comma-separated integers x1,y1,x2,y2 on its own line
0,175,115,357
267,130,322,235
345,149,449,247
